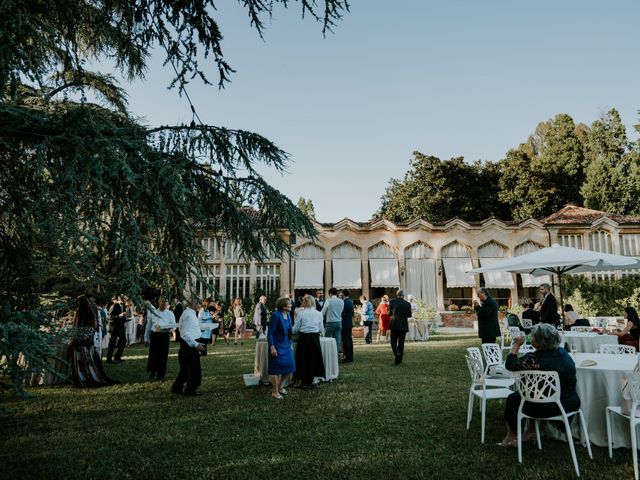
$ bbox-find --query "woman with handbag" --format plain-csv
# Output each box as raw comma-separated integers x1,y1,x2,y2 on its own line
233,298,246,345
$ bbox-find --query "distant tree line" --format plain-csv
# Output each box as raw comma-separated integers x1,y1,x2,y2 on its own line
376,109,640,223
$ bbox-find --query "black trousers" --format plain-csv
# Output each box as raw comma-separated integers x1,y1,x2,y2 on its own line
390,330,407,362
480,337,496,345
107,321,126,361
505,392,579,433
147,331,170,378
341,327,353,361
363,321,373,344
172,339,201,394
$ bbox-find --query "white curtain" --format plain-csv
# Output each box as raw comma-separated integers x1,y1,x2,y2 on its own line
443,258,476,288
405,259,437,306
332,259,362,289
479,258,516,288
294,259,324,288
369,259,400,287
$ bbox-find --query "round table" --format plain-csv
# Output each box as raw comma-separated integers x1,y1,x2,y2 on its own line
570,352,637,448
561,332,618,353
253,337,339,384
407,319,429,341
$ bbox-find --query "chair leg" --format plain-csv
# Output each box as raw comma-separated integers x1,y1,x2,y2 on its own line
535,419,542,450
631,421,638,480
517,413,523,464
562,417,580,477
467,392,474,430
481,396,486,444
578,411,592,459
605,408,613,459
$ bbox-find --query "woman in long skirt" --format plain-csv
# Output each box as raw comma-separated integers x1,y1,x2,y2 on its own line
69,295,114,388
267,297,296,399
232,298,246,345
145,297,177,380
293,295,325,388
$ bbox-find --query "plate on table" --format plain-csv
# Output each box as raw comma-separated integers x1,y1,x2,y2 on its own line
580,359,598,367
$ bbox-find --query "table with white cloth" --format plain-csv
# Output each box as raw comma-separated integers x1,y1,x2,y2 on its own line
561,332,618,353
407,319,429,341
569,353,638,448
253,337,339,384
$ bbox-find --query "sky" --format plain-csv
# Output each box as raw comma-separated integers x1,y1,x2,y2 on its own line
119,0,640,222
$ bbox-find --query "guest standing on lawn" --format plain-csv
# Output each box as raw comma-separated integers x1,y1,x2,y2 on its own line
232,298,246,345
474,287,501,345
389,290,412,365
268,297,296,400
359,295,374,344
538,283,561,328
197,300,213,356
253,295,267,338
292,295,325,389
144,297,177,380
321,287,344,353
171,296,184,342
171,299,205,396
341,289,355,363
376,295,391,343
106,295,127,364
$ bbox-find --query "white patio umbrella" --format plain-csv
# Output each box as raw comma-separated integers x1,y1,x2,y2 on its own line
467,243,640,311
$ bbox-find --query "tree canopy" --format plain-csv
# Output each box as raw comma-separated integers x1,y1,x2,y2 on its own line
377,109,640,224
0,0,350,311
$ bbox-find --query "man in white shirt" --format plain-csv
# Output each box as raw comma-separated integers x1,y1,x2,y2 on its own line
171,299,205,396
145,297,177,380
321,287,344,353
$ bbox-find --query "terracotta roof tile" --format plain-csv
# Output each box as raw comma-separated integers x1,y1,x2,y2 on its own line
540,204,640,225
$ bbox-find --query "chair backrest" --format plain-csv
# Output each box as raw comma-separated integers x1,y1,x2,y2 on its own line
507,326,524,341
521,318,533,329
506,313,521,327
481,342,503,367
514,370,561,403
519,344,535,354
573,318,591,327
467,347,484,368
626,372,640,404
599,344,637,355
570,326,591,333
465,355,484,384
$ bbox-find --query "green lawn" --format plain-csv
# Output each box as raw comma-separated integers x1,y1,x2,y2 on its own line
0,334,634,479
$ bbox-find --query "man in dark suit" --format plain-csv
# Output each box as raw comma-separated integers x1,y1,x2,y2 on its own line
315,290,325,312
389,289,412,365
474,288,501,344
538,283,560,327
106,295,127,363
341,289,354,363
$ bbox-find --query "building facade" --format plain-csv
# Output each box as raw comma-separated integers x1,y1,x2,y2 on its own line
198,205,640,309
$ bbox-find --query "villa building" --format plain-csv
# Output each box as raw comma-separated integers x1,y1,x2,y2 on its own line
196,205,640,309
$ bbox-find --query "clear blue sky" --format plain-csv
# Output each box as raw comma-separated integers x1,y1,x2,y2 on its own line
121,0,640,222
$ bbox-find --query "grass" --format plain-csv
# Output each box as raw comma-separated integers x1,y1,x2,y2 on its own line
0,333,635,479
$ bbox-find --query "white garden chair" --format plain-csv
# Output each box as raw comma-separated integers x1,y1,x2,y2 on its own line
599,344,637,355
467,347,514,388
465,355,513,443
521,318,533,330
519,344,535,354
482,342,510,376
571,326,591,333
606,372,640,480
514,371,592,477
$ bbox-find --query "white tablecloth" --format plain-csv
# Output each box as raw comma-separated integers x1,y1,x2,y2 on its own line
253,337,339,384
572,352,637,448
561,332,618,353
407,319,429,341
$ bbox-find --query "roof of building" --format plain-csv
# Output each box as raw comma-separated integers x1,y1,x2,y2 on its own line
540,205,640,226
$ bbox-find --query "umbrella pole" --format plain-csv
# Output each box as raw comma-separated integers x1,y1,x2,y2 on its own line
558,273,565,329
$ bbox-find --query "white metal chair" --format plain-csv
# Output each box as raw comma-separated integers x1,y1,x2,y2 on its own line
467,347,514,388
599,344,637,355
606,372,640,480
482,342,510,376
465,355,513,443
571,326,591,333
521,318,533,330
519,344,535,354
514,370,592,477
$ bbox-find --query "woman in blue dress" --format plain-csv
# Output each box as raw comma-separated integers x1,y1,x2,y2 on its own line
267,297,296,400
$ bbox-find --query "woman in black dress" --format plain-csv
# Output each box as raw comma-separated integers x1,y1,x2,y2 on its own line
69,295,114,388
612,306,640,350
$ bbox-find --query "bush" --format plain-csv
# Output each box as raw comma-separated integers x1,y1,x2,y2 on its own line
562,275,640,316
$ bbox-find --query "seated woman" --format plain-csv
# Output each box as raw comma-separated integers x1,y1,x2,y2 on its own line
499,323,579,447
292,294,325,389
612,306,640,350
563,304,579,328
